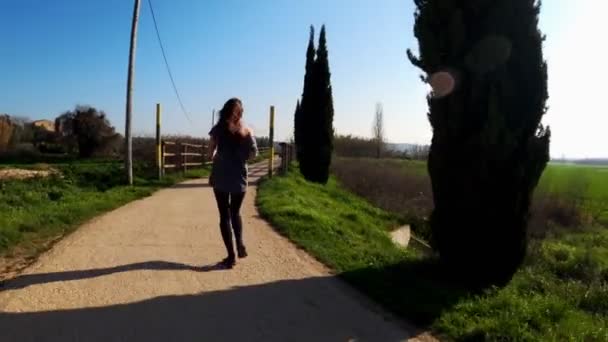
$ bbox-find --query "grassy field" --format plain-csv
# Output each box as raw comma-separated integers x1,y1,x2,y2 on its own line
336,157,607,199
541,163,608,198
333,158,608,238
0,160,209,263
257,167,608,341
540,163,608,224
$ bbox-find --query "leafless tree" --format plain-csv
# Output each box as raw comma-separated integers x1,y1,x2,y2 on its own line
372,102,385,158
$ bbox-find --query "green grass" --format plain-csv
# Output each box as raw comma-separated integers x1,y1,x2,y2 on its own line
257,168,608,341
541,163,608,199
250,149,273,164
540,164,608,225
0,160,209,258
257,166,408,271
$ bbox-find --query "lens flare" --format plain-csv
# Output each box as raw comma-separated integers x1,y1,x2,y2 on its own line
429,71,456,98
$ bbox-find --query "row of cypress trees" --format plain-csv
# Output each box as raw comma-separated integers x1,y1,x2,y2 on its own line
294,25,334,184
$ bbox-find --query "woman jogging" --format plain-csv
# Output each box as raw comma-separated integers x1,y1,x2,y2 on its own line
208,98,258,269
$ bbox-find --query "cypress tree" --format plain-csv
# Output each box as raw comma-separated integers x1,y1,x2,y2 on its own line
309,25,335,183
297,26,317,179
407,0,551,286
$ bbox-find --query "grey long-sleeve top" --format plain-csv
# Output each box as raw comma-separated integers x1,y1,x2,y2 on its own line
209,125,258,193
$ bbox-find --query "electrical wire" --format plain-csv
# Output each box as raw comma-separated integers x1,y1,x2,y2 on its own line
147,0,194,124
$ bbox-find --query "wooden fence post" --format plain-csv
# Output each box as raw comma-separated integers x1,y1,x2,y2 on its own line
182,144,187,174
279,143,286,174
156,103,162,180
161,141,166,178
268,106,275,178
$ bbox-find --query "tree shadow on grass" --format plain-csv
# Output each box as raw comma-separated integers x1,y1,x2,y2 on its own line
340,257,484,328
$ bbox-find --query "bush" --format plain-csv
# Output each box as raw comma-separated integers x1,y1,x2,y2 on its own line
528,193,590,239
55,106,121,158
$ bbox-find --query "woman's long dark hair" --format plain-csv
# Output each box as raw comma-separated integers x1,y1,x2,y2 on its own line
213,98,243,145
217,98,242,128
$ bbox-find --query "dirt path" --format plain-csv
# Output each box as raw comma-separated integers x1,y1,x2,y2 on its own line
0,162,433,342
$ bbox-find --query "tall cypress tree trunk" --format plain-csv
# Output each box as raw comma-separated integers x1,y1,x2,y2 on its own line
408,0,551,286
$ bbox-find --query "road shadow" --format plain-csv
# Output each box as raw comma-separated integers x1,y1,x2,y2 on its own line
340,257,482,328
0,276,426,342
0,261,227,291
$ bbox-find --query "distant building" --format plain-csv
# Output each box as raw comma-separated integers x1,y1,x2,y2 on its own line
31,120,55,132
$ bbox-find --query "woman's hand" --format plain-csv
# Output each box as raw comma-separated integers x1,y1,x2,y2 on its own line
229,119,251,138
228,119,241,134
238,126,251,137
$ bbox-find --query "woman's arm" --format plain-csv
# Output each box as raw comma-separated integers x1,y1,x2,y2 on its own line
208,136,217,160
248,132,258,160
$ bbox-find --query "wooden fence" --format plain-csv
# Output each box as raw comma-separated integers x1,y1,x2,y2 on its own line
161,140,208,176
181,143,204,172
154,104,284,179
160,142,279,174
278,143,295,175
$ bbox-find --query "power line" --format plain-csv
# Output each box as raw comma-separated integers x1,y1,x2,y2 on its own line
147,0,193,124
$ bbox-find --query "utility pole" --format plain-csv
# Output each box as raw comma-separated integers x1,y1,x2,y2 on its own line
212,109,215,127
125,0,141,185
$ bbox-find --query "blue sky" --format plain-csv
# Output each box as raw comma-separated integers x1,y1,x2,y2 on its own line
1,1,605,158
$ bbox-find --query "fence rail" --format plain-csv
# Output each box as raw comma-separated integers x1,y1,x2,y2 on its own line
182,143,204,172
161,140,208,176
160,141,293,177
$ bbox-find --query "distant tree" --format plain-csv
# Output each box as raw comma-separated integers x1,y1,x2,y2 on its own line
255,136,270,148
372,103,385,159
407,144,430,161
8,117,35,147
0,115,14,152
55,111,78,153
408,0,551,286
334,134,377,158
55,106,119,158
9,116,30,127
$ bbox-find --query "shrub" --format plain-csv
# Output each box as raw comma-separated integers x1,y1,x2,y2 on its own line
55,106,120,158
528,193,590,239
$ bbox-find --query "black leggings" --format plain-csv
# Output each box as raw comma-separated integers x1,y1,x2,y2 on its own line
213,190,246,258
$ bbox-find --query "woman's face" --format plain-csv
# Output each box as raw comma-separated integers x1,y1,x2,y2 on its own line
230,102,243,123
